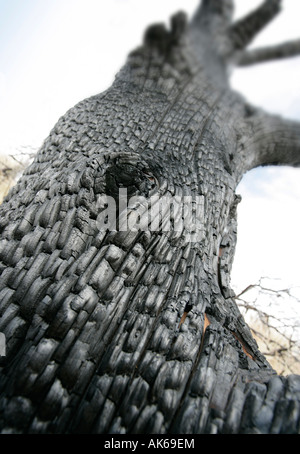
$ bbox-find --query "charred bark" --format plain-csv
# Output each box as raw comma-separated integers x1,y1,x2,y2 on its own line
0,0,300,434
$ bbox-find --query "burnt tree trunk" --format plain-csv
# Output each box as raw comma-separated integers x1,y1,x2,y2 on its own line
0,0,300,434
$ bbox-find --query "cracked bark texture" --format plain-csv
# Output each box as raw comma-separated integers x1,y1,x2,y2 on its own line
0,0,300,434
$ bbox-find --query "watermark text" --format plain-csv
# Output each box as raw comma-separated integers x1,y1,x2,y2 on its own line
96,189,205,243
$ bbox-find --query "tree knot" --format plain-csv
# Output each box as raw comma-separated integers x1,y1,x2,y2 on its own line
105,153,159,200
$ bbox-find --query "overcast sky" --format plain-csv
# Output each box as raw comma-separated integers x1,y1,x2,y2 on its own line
1,0,300,294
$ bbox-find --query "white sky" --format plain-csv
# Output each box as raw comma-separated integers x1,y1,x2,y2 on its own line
1,0,300,294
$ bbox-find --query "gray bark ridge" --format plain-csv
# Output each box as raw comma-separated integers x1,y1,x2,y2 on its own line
0,0,300,434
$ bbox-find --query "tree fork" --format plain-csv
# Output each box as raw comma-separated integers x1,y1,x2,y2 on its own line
0,0,300,434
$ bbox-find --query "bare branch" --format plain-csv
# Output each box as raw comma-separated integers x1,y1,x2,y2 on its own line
241,109,300,171
238,38,300,66
191,0,234,27
189,0,235,63
229,0,281,51
235,284,256,299
235,279,300,375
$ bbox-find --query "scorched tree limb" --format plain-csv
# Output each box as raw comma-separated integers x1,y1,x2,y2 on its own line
0,0,300,434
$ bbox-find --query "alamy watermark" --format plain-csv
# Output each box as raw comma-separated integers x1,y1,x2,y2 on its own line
0,332,5,357
95,189,205,243
0,193,204,357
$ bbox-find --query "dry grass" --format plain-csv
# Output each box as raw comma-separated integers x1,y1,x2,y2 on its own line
0,155,25,204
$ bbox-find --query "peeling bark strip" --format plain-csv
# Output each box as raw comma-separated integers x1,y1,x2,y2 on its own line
0,0,300,434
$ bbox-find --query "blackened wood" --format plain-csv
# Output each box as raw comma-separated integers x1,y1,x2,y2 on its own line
0,1,299,434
